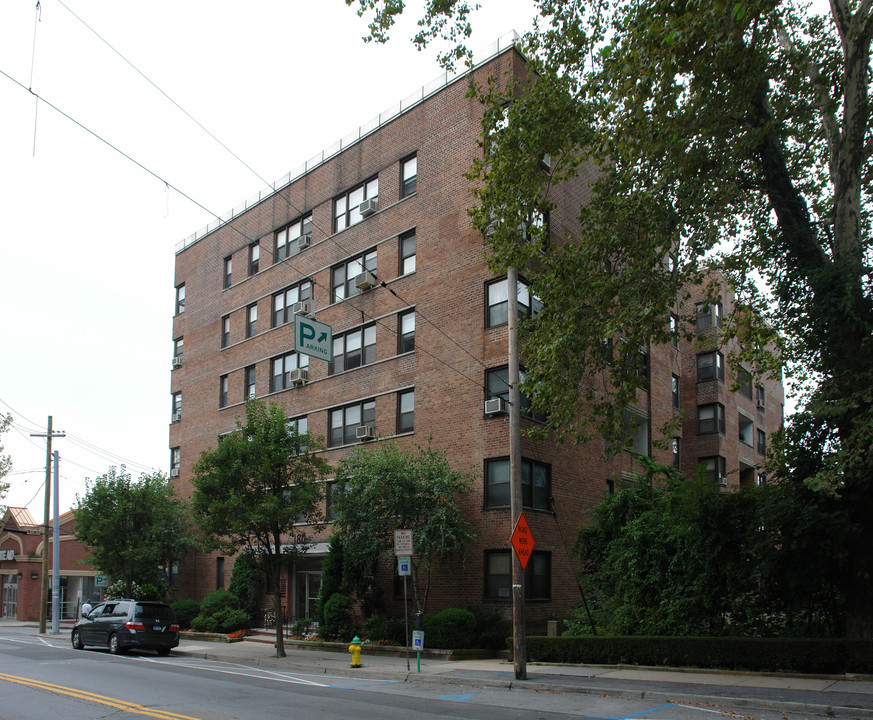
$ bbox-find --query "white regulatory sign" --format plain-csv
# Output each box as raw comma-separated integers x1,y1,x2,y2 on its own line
394,529,413,557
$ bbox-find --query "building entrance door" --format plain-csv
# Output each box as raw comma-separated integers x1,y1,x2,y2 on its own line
294,571,321,624
2,575,17,619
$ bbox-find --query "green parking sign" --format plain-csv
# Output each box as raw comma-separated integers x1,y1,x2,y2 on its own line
295,315,332,362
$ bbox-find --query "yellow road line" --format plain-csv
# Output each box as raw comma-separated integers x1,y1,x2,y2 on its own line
0,672,203,720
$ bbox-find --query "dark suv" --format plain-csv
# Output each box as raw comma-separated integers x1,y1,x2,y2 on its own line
71,600,179,656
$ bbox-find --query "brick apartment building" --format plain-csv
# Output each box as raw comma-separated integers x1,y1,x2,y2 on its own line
168,39,784,631
0,507,101,621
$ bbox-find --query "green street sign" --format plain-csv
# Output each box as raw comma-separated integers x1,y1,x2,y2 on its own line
95,575,108,587
295,315,332,362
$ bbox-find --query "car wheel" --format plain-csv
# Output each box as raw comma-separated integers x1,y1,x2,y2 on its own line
108,633,122,655
71,630,84,650
157,647,171,657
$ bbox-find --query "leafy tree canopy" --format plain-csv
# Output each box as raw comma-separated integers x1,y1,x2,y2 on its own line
0,413,11,504
331,439,476,613
191,399,331,656
74,466,197,598
348,0,873,636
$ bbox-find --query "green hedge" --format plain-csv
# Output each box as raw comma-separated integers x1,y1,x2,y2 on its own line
524,636,873,674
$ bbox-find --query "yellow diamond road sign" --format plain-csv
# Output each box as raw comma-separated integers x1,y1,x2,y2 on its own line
295,315,333,362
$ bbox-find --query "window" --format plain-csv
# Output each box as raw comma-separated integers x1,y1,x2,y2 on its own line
485,277,542,328
401,155,417,197
623,346,649,389
697,351,724,382
623,409,649,456
332,250,377,302
272,281,312,328
670,313,679,347
175,284,185,314
698,403,726,434
399,230,416,275
246,303,258,338
757,428,766,455
485,457,550,511
672,437,681,470
172,337,183,365
325,480,345,520
398,310,415,353
249,243,260,276
756,386,766,412
696,301,722,330
170,448,180,476
223,256,232,289
275,214,313,263
329,324,376,375
270,352,309,392
221,315,230,348
485,550,550,600
672,374,680,409
287,416,308,455
739,412,753,446
397,389,414,433
738,367,753,399
485,367,546,422
244,365,256,399
335,177,378,231
700,456,727,485
171,392,181,422
329,400,375,447
219,375,228,408
216,557,225,590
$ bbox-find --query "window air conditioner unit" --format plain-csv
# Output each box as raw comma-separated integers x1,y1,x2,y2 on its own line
171,356,183,368
484,398,506,416
170,468,179,478
171,412,181,423
288,368,308,386
292,300,311,316
355,270,377,291
756,403,765,413
298,234,311,249
356,425,376,441
719,477,728,488
359,198,378,217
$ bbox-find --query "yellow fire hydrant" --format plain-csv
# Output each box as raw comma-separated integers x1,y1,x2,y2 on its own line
349,636,363,668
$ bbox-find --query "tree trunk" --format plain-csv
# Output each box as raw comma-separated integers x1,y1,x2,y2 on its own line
271,557,285,658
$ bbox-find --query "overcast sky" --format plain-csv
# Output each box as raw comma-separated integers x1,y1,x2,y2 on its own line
0,0,538,517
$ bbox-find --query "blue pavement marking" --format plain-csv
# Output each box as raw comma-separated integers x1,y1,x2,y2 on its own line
331,681,403,689
440,694,476,701
587,703,677,720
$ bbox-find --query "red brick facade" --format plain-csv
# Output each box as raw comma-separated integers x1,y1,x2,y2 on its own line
0,507,101,621
169,47,783,632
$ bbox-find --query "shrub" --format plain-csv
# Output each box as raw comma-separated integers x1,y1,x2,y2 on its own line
322,593,356,640
211,608,250,633
137,583,163,601
468,605,511,650
290,618,319,638
422,608,476,649
201,588,240,616
363,613,406,645
228,552,262,619
190,614,217,633
170,600,201,629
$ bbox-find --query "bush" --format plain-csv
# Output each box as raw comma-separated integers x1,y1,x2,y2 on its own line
171,600,201,629
211,608,250,634
363,613,406,646
190,614,217,633
290,618,319,638
322,593,356,640
137,583,163,601
422,608,476,650
468,605,511,650
228,552,262,619
201,589,240,616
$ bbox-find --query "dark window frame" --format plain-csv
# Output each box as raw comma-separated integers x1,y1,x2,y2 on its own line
270,351,309,393
249,243,260,276
398,310,415,354
485,457,551,511
244,365,256,400
671,374,680,409
329,399,376,447
272,281,312,328
223,256,232,289
331,250,377,303
219,375,229,409
329,324,376,375
485,276,542,329
274,214,313,264
175,284,186,315
697,351,724,382
221,315,230,349
334,177,379,232
484,550,551,600
399,230,416,275
698,403,726,435
397,389,414,434
400,155,417,198
246,303,258,339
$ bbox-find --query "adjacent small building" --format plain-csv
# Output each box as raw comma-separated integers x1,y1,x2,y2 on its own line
168,38,784,630
0,507,101,621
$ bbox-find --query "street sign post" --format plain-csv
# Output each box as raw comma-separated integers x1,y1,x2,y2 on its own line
294,315,332,362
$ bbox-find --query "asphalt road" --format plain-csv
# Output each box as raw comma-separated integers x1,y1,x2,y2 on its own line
0,625,871,720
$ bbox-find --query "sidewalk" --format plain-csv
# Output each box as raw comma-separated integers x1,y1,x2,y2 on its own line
170,632,873,719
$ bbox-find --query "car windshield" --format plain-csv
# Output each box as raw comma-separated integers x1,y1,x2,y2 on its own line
136,604,174,621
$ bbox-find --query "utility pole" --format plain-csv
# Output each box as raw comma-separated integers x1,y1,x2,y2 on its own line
51,451,60,634
30,416,64,634
507,267,527,680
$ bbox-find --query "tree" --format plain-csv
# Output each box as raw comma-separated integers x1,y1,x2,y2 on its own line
74,467,196,598
0,413,11,504
331,439,476,615
348,0,873,637
190,400,331,657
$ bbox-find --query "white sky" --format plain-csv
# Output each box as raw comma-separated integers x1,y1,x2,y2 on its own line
0,0,538,517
